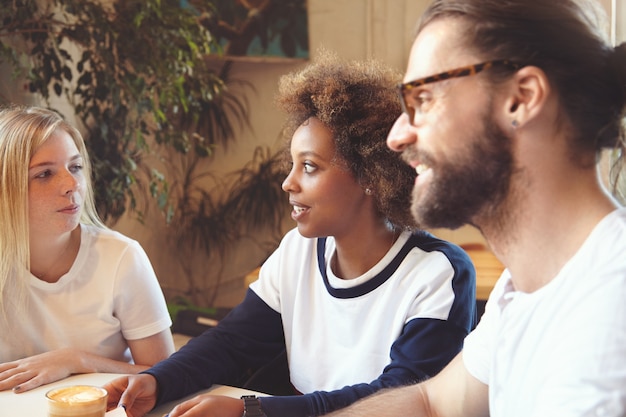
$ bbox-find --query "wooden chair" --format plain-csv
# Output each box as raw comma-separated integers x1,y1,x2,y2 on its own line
460,243,505,320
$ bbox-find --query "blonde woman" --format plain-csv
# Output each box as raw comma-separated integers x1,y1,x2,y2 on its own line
0,106,174,393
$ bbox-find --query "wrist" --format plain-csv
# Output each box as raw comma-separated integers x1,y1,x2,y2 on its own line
74,348,96,374
241,395,266,417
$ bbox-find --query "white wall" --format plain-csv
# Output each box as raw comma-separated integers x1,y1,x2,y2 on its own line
617,1,626,42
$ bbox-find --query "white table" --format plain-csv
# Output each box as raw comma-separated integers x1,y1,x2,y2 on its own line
0,373,264,417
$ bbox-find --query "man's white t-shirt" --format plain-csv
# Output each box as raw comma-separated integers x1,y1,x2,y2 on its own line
463,208,626,417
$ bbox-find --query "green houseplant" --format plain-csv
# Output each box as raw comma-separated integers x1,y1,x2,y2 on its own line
0,0,296,307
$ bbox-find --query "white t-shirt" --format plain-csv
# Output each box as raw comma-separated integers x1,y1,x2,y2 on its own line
252,228,472,394
463,208,626,417
0,224,172,363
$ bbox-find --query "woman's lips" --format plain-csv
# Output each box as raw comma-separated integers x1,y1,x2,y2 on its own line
289,201,310,220
59,204,79,214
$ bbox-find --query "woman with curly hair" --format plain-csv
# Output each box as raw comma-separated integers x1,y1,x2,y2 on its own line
105,52,476,417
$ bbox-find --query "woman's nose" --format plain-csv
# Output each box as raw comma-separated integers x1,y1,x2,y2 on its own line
282,169,298,193
61,171,79,195
386,113,415,152
281,176,293,193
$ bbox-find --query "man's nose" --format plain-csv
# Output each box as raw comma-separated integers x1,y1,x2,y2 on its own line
386,113,416,153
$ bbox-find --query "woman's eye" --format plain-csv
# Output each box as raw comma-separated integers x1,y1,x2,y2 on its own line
303,162,316,174
34,170,52,179
70,164,83,173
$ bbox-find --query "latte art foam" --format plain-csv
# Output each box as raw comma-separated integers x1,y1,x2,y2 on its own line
46,385,107,417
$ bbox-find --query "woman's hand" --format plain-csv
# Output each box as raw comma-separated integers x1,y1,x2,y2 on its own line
165,394,245,417
0,331,174,395
0,348,81,393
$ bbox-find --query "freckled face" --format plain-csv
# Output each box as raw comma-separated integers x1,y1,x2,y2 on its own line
28,129,86,238
282,117,368,239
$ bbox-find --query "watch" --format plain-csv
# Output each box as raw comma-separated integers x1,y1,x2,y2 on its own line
241,395,266,417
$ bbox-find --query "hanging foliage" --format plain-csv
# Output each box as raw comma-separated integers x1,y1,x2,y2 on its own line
0,0,250,222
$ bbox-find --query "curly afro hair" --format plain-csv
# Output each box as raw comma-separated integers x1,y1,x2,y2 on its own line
276,50,417,230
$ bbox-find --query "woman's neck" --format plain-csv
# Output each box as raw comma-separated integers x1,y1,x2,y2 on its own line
332,222,400,280
29,226,81,283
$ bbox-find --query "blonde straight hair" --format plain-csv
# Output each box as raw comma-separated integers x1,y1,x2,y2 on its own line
0,105,105,318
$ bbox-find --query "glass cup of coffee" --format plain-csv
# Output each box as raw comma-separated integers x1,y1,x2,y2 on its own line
46,385,108,417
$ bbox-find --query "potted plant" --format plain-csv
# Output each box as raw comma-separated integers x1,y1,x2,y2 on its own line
0,0,296,308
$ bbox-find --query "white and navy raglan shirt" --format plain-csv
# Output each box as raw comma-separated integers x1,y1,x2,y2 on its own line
146,228,476,417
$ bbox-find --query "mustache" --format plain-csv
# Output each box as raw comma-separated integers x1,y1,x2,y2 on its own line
401,145,419,165
401,145,434,168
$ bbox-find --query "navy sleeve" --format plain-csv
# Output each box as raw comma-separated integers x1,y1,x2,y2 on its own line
144,289,286,405
260,317,470,417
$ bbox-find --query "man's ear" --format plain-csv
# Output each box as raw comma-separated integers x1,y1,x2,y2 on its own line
502,66,551,129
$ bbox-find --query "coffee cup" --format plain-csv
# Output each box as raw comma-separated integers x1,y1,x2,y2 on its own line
46,385,108,417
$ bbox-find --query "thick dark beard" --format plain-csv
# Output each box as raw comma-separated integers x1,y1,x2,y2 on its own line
408,114,515,230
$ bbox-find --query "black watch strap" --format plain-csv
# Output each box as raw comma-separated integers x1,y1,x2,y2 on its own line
241,395,266,417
